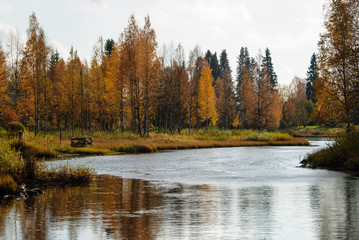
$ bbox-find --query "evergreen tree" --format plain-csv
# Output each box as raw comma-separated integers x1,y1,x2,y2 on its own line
204,50,220,82
205,50,212,64
216,49,236,128
219,49,230,76
264,48,277,89
235,47,250,105
305,53,317,103
105,39,115,58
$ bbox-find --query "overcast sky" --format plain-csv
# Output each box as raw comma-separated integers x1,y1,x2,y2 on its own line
0,0,325,85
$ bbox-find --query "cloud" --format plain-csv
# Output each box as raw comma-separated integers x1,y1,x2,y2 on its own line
49,40,69,59
0,22,17,42
78,0,111,15
0,3,11,13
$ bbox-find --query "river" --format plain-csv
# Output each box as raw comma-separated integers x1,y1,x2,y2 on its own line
1,138,359,239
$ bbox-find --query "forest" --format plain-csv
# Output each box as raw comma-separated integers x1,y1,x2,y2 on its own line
0,0,358,138
0,13,320,137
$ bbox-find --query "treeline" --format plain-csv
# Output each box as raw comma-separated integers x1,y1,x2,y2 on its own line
0,12,322,136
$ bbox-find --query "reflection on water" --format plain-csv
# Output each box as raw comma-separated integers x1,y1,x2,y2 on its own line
1,174,359,240
1,140,359,239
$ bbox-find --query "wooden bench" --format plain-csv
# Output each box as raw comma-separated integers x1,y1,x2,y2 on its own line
71,137,94,147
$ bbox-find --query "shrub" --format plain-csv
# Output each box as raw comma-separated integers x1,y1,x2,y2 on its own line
0,139,24,178
11,140,57,160
6,122,25,139
0,175,18,195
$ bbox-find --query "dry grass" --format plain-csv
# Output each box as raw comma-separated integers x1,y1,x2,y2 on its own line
36,129,308,155
55,136,308,153
287,126,344,137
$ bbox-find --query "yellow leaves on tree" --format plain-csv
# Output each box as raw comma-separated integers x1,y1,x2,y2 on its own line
316,0,358,131
198,63,218,126
240,66,256,128
0,45,8,121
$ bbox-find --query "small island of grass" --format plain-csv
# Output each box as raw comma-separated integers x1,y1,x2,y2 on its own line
302,130,359,172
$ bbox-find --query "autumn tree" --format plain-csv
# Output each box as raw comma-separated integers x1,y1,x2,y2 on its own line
59,47,82,136
6,30,23,112
21,12,50,135
121,15,141,134
105,42,126,131
198,62,218,126
156,43,189,134
248,52,281,130
240,66,256,127
316,0,359,131
89,37,107,130
137,16,161,136
0,44,9,125
48,51,66,132
187,45,203,132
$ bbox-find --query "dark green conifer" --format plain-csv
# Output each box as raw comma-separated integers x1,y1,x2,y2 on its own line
306,53,317,103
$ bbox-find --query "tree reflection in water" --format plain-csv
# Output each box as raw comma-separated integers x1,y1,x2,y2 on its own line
0,175,359,239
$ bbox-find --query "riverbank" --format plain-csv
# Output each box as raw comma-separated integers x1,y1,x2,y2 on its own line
52,129,309,156
301,130,359,171
0,137,96,198
1,128,308,197
285,126,343,137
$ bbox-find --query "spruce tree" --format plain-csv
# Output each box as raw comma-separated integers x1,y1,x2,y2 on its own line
219,49,230,76
105,38,115,58
264,48,277,89
305,53,317,103
236,47,250,105
204,50,220,82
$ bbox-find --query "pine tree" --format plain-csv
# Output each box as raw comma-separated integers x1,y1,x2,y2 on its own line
305,53,317,103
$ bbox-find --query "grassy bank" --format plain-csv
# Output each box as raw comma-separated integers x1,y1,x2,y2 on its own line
302,130,359,171
0,137,96,196
286,126,344,137
50,129,309,155
1,128,309,195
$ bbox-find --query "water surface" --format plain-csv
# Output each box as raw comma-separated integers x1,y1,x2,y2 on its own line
1,139,359,239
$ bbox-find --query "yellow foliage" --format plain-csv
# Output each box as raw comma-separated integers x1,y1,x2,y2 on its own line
198,63,218,126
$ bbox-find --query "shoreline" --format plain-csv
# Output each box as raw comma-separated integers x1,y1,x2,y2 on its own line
52,137,310,160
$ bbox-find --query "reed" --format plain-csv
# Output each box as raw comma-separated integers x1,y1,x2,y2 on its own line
0,175,18,195
36,162,96,185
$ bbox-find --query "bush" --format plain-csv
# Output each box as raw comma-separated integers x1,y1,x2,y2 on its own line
11,140,57,160
6,122,25,139
0,175,18,195
0,139,24,178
